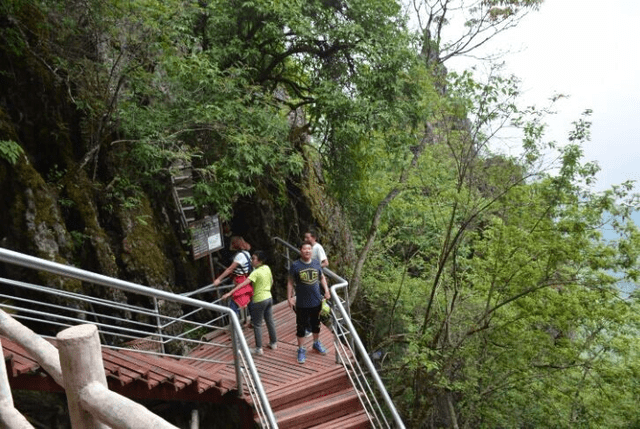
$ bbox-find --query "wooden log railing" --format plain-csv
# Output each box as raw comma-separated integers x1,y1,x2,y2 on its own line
0,339,34,429
0,310,179,429
0,246,278,428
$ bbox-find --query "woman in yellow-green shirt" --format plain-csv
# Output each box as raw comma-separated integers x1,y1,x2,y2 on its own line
223,250,277,355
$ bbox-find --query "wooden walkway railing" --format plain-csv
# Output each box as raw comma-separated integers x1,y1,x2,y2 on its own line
0,310,179,429
0,246,404,428
1,300,372,428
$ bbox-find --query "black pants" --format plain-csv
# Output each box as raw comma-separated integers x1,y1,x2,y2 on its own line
295,305,322,338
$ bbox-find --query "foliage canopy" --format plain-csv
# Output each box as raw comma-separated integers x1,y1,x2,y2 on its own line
2,0,639,427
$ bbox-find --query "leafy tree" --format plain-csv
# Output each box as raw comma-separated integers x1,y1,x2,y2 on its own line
4,2,640,428
357,67,640,427
410,0,544,64
110,0,412,218
3,0,412,218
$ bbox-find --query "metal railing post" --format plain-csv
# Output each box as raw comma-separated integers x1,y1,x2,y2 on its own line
332,308,340,365
190,409,199,429
153,297,166,354
285,248,290,270
230,320,244,397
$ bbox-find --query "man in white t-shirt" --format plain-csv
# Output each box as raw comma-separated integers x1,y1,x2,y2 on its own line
304,231,328,268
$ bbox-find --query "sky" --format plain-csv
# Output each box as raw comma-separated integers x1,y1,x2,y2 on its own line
447,0,640,196
446,0,640,231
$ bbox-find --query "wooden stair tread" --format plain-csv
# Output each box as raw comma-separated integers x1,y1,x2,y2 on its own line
265,365,350,409
310,409,372,429
274,389,362,429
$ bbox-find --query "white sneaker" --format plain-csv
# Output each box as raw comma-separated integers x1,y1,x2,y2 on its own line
269,342,278,350
251,347,263,355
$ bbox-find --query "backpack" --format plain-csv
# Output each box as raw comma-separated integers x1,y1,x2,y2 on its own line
241,251,253,275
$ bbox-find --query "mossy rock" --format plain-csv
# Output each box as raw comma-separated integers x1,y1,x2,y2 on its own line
117,193,176,289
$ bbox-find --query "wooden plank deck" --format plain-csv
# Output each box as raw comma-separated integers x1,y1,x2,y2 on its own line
2,300,372,428
189,300,372,428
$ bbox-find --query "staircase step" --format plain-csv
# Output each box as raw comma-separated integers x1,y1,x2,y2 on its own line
267,366,352,411
274,388,363,429
310,409,372,429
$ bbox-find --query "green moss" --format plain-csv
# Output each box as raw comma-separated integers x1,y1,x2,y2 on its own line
62,169,119,277
4,156,83,291
0,107,18,141
13,158,62,244
118,194,175,289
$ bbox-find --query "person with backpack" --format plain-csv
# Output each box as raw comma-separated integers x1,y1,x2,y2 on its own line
223,250,277,355
213,236,253,317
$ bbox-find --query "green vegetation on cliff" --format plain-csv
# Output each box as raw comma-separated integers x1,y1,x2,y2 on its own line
1,0,639,427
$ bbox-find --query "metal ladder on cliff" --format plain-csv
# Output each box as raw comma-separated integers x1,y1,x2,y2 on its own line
170,159,197,241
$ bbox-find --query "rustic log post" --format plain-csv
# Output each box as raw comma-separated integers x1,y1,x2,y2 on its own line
0,340,35,428
57,324,179,429
57,324,110,429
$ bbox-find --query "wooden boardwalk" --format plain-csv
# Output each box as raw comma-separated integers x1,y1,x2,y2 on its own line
188,300,372,428
3,300,372,428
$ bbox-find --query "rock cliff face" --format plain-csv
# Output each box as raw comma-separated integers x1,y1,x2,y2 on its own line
0,29,354,307
0,3,358,427
0,129,354,299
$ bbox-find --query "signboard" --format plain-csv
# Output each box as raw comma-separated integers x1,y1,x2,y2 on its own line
189,215,223,260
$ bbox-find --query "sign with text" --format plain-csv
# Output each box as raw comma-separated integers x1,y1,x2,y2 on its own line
189,215,223,260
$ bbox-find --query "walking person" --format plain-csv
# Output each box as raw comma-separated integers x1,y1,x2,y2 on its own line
287,242,331,364
303,230,330,336
304,230,329,268
213,236,253,317
223,250,277,355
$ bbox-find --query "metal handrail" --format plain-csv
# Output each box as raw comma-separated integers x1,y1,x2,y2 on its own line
272,237,405,428
0,247,278,428
0,277,234,359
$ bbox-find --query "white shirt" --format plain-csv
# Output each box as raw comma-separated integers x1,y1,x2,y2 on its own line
312,242,327,266
232,251,251,275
